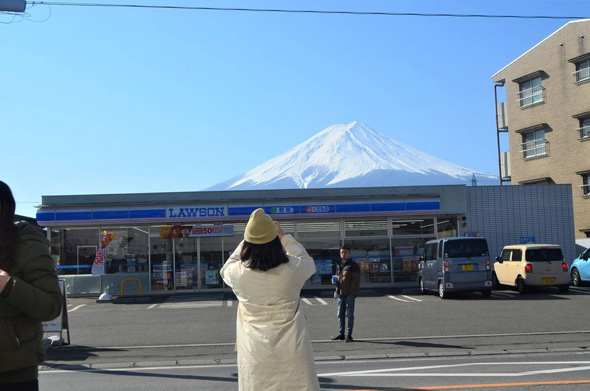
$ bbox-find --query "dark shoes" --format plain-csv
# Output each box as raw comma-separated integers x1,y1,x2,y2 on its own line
331,334,353,342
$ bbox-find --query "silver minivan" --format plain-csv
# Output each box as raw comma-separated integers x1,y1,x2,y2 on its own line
418,237,493,299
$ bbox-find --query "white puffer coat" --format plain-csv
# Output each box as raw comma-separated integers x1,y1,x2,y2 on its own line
220,234,320,391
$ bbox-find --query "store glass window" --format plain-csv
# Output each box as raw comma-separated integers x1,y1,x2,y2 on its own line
392,238,430,282
392,218,435,235
344,220,387,237
437,217,458,238
301,239,343,286
200,235,224,289
99,227,149,274
296,220,340,239
150,226,175,291
346,239,392,284
59,228,100,275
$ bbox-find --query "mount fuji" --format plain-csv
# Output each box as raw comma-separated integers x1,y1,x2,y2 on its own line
206,121,497,190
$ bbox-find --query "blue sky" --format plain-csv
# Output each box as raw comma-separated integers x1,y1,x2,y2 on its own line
1,0,587,217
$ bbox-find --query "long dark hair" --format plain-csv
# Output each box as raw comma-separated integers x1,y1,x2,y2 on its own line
0,181,18,271
240,236,289,271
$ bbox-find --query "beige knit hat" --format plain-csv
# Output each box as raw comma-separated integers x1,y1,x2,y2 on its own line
244,208,278,244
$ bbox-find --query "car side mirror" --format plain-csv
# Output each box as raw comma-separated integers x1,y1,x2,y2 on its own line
495,256,503,263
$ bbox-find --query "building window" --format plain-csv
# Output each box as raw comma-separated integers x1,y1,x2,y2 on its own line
575,59,590,82
521,128,546,158
518,77,543,107
579,117,590,140
582,174,590,197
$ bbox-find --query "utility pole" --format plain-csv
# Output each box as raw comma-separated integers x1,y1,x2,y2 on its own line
0,0,26,12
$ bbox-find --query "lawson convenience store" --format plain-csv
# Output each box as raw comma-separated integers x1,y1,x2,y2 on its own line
35,185,576,296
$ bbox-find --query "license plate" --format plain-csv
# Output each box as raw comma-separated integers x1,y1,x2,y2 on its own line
542,277,555,284
461,264,475,271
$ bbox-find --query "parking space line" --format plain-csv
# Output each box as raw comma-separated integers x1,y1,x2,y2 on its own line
401,295,423,302
302,298,314,305
314,297,328,305
387,295,418,303
68,304,86,312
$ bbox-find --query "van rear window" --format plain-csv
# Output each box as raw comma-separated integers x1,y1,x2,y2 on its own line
445,239,489,258
525,248,563,262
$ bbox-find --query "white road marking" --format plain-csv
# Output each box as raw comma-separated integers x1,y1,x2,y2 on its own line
302,298,314,305
319,361,590,377
159,301,220,309
226,300,233,307
68,304,86,312
387,295,419,302
314,297,328,305
401,295,422,302
147,304,158,309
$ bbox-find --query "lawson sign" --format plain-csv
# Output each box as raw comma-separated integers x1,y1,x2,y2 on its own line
167,206,227,219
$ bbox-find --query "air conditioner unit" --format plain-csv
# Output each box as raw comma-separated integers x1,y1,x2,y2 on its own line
497,102,508,130
500,151,511,178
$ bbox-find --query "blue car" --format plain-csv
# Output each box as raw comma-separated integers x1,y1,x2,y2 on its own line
570,248,590,287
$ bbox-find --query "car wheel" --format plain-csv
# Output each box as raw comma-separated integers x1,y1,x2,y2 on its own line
517,277,528,294
558,284,570,293
493,272,502,289
572,268,581,287
438,281,447,299
419,278,427,295
481,290,492,298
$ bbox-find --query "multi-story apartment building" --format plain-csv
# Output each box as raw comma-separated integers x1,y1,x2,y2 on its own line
492,19,590,241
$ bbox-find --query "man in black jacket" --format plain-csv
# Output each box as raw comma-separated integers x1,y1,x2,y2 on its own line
331,244,361,342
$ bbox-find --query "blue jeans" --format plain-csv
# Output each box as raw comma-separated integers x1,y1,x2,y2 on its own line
337,294,356,337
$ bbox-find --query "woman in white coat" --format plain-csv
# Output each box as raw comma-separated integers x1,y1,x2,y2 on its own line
220,208,320,391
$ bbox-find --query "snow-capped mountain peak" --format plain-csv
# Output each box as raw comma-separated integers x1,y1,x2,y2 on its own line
206,121,497,190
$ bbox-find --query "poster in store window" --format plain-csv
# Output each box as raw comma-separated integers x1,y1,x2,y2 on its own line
206,270,218,285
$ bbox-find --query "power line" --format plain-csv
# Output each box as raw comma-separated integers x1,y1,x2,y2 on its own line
25,2,590,20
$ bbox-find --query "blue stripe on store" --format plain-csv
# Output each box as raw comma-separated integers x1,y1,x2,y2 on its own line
229,206,259,216
371,203,405,212
406,201,440,211
130,209,166,219
36,212,56,222
93,210,129,220
56,211,92,221
336,204,371,213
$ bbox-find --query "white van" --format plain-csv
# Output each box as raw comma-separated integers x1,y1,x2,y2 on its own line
418,237,492,299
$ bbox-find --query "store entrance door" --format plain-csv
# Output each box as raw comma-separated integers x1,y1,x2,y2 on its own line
173,236,200,292
198,237,224,290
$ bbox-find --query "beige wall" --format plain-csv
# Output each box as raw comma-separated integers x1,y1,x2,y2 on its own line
493,20,590,239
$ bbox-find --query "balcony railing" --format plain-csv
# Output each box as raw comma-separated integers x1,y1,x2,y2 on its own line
521,139,548,159
518,86,545,107
572,67,590,83
576,125,590,140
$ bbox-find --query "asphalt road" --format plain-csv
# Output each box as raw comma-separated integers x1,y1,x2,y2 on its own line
40,285,590,390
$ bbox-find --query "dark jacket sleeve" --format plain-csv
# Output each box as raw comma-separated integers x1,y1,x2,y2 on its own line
4,241,63,321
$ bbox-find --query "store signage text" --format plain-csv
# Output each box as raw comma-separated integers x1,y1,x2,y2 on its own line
168,206,226,218
190,225,235,237
305,205,331,213
270,206,295,214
